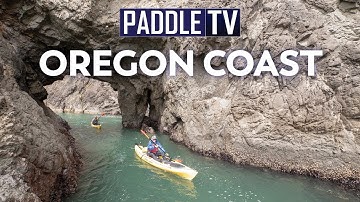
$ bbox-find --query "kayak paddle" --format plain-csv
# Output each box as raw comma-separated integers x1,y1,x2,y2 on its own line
140,130,167,154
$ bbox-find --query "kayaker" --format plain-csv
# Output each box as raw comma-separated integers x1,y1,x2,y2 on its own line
91,116,100,125
147,135,167,160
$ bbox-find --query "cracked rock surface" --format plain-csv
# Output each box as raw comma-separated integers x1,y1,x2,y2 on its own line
0,35,81,201
44,75,120,115
0,0,360,200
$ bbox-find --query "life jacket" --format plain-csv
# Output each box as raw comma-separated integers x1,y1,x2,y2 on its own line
149,143,158,153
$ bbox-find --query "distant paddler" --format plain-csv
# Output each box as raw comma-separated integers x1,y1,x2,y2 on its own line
91,113,104,129
91,116,100,124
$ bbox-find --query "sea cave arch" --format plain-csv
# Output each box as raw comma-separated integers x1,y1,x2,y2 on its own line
39,53,166,130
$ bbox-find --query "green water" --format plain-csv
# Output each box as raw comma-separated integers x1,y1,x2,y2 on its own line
62,113,359,202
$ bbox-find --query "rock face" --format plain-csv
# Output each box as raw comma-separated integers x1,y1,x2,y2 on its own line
159,0,360,191
44,75,120,115
0,33,81,201
1,0,360,200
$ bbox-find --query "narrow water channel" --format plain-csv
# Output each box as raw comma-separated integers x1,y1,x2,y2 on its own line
62,113,359,202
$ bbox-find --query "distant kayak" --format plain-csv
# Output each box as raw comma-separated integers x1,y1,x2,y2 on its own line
134,144,198,180
91,123,101,129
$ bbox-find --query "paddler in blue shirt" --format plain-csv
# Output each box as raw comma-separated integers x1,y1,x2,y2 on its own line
147,135,168,160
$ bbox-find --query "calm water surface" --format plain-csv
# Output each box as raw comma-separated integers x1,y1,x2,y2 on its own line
62,113,359,202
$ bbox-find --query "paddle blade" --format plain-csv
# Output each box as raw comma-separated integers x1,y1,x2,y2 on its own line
140,130,149,139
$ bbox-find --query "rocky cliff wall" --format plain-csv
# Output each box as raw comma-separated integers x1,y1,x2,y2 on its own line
159,0,360,190
44,75,120,115
0,33,81,201
0,0,360,200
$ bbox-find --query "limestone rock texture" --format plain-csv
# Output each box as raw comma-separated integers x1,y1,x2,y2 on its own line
0,0,360,200
44,75,120,115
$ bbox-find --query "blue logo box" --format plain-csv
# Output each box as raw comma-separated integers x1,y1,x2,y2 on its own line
119,8,240,37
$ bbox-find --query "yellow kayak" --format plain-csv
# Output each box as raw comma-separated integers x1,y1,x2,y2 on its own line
134,144,198,180
91,123,101,129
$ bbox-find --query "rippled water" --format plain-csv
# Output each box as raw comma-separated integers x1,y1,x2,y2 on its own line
62,113,359,202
